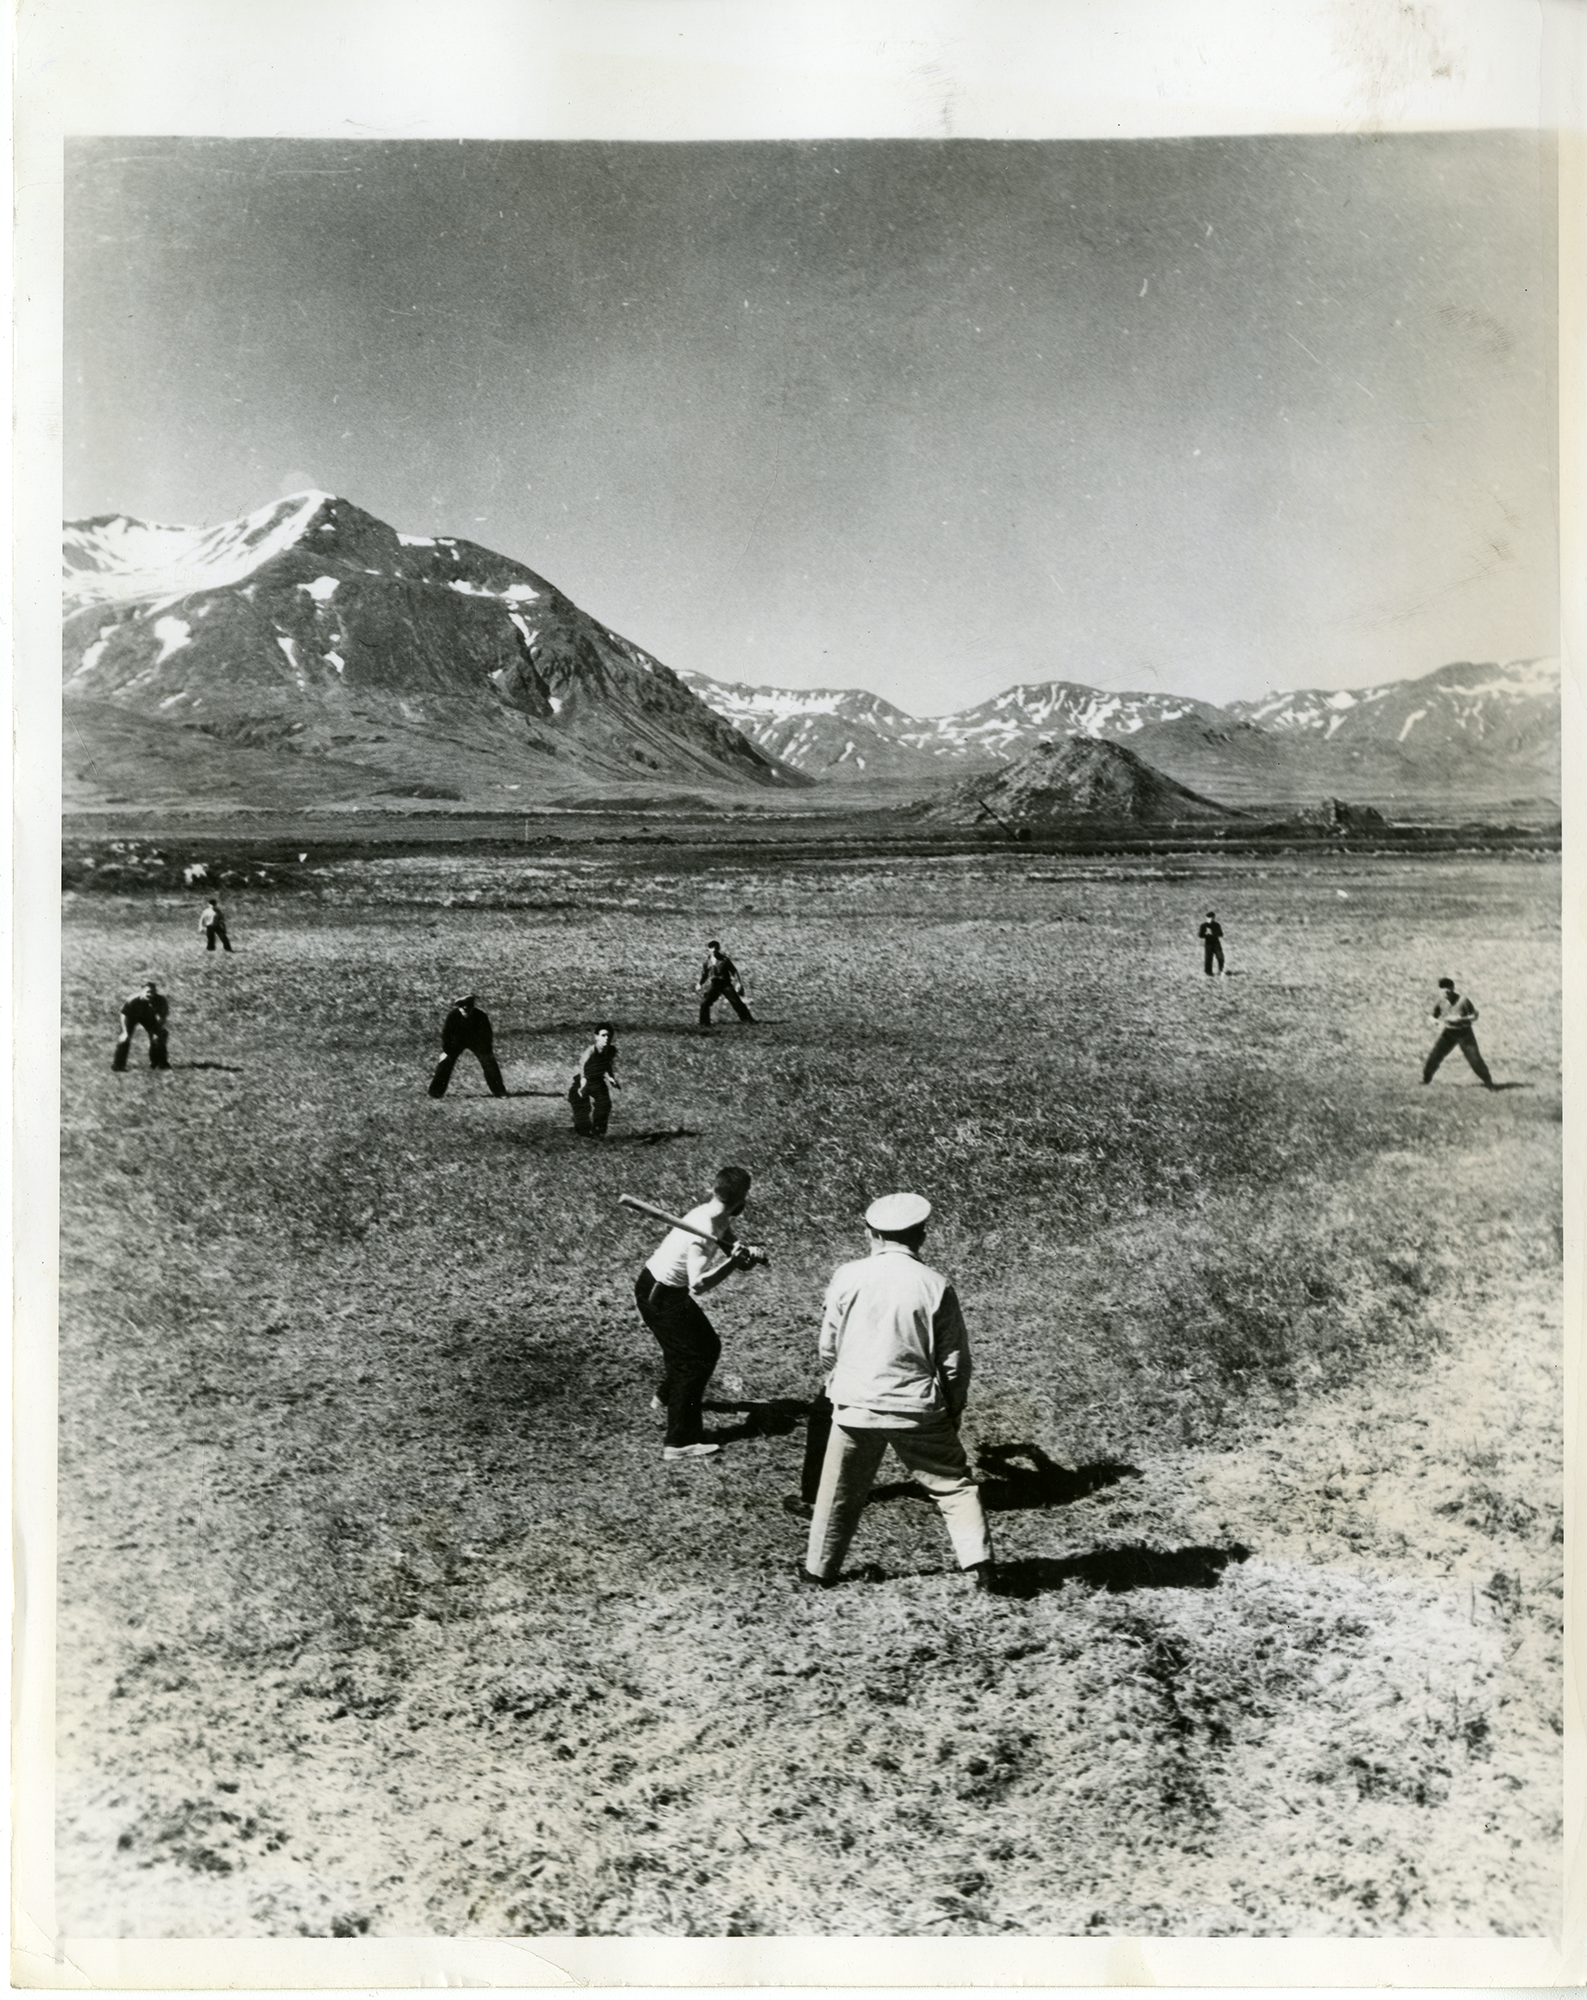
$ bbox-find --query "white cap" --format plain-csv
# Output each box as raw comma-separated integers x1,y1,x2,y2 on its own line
865,1192,932,1234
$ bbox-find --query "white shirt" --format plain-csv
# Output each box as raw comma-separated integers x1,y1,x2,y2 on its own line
1433,989,1478,1027
644,1199,737,1292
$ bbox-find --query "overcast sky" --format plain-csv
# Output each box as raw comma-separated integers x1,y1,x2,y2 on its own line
65,134,1555,714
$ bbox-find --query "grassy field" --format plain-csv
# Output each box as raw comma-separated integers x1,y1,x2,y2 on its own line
55,842,1562,1936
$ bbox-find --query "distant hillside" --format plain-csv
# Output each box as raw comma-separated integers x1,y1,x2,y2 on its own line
681,658,1560,811
917,734,1245,829
63,493,808,811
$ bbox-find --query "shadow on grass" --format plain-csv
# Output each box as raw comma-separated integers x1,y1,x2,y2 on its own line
517,1020,737,1039
1486,1081,1531,1093
868,1442,1139,1514
977,1442,1141,1512
175,1061,245,1072
487,1125,701,1150
995,1542,1251,1599
703,1396,810,1443
802,1545,1248,1593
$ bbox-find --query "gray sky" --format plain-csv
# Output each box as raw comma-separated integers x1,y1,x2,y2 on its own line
66,134,1556,713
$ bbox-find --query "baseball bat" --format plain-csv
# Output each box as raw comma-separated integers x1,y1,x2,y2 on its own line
617,1193,722,1244
617,1194,770,1266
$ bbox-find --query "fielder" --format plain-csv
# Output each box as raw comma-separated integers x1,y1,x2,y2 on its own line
569,1023,620,1135
428,995,507,1099
198,899,233,952
113,977,170,1071
799,1192,997,1592
698,940,755,1027
1422,977,1495,1088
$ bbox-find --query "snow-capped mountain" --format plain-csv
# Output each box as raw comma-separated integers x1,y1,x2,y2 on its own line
64,494,807,807
680,658,1560,810
672,672,935,780
905,681,1227,761
674,670,1223,777
1226,658,1561,760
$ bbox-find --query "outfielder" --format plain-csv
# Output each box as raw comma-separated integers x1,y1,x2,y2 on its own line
698,940,755,1027
1423,977,1495,1089
198,899,233,952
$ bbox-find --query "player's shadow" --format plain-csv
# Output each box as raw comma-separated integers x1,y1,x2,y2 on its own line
992,1542,1251,1599
609,1127,703,1146
519,1021,723,1039
1486,1081,1530,1092
978,1442,1140,1512
869,1442,1138,1514
703,1396,810,1443
175,1061,244,1072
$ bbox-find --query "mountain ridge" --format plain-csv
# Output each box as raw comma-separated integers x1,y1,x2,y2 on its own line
678,656,1560,810
61,491,1557,816
63,493,809,809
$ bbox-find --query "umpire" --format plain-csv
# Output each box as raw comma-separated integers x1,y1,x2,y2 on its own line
428,995,507,1098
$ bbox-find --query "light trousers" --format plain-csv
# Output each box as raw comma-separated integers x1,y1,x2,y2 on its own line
805,1415,991,1579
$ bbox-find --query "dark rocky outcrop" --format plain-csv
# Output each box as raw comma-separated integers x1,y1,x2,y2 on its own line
915,733,1245,830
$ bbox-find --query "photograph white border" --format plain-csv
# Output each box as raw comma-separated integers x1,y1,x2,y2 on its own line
14,1,1584,1987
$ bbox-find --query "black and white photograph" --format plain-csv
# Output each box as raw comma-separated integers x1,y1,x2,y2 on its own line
19,1,1575,1977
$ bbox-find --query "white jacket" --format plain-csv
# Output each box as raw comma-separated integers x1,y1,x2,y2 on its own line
820,1241,971,1417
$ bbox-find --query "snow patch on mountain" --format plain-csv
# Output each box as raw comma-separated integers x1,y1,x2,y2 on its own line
152,617,191,662
679,656,1558,802
64,491,334,611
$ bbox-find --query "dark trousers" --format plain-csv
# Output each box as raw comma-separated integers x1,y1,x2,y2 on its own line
569,1082,611,1134
1423,1027,1493,1086
699,979,754,1026
634,1270,720,1446
203,925,232,953
113,1028,169,1071
429,1048,506,1097
1203,940,1224,975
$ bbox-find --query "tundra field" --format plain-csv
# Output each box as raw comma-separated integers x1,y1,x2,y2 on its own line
55,838,1562,1938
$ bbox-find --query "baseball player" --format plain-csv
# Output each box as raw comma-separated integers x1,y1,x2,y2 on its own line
633,1165,767,1459
1422,977,1495,1088
112,977,170,1072
428,995,507,1098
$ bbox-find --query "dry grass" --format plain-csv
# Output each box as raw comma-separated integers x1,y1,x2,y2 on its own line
54,846,1561,1935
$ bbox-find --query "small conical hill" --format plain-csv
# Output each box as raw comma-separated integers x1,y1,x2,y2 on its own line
919,733,1245,827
